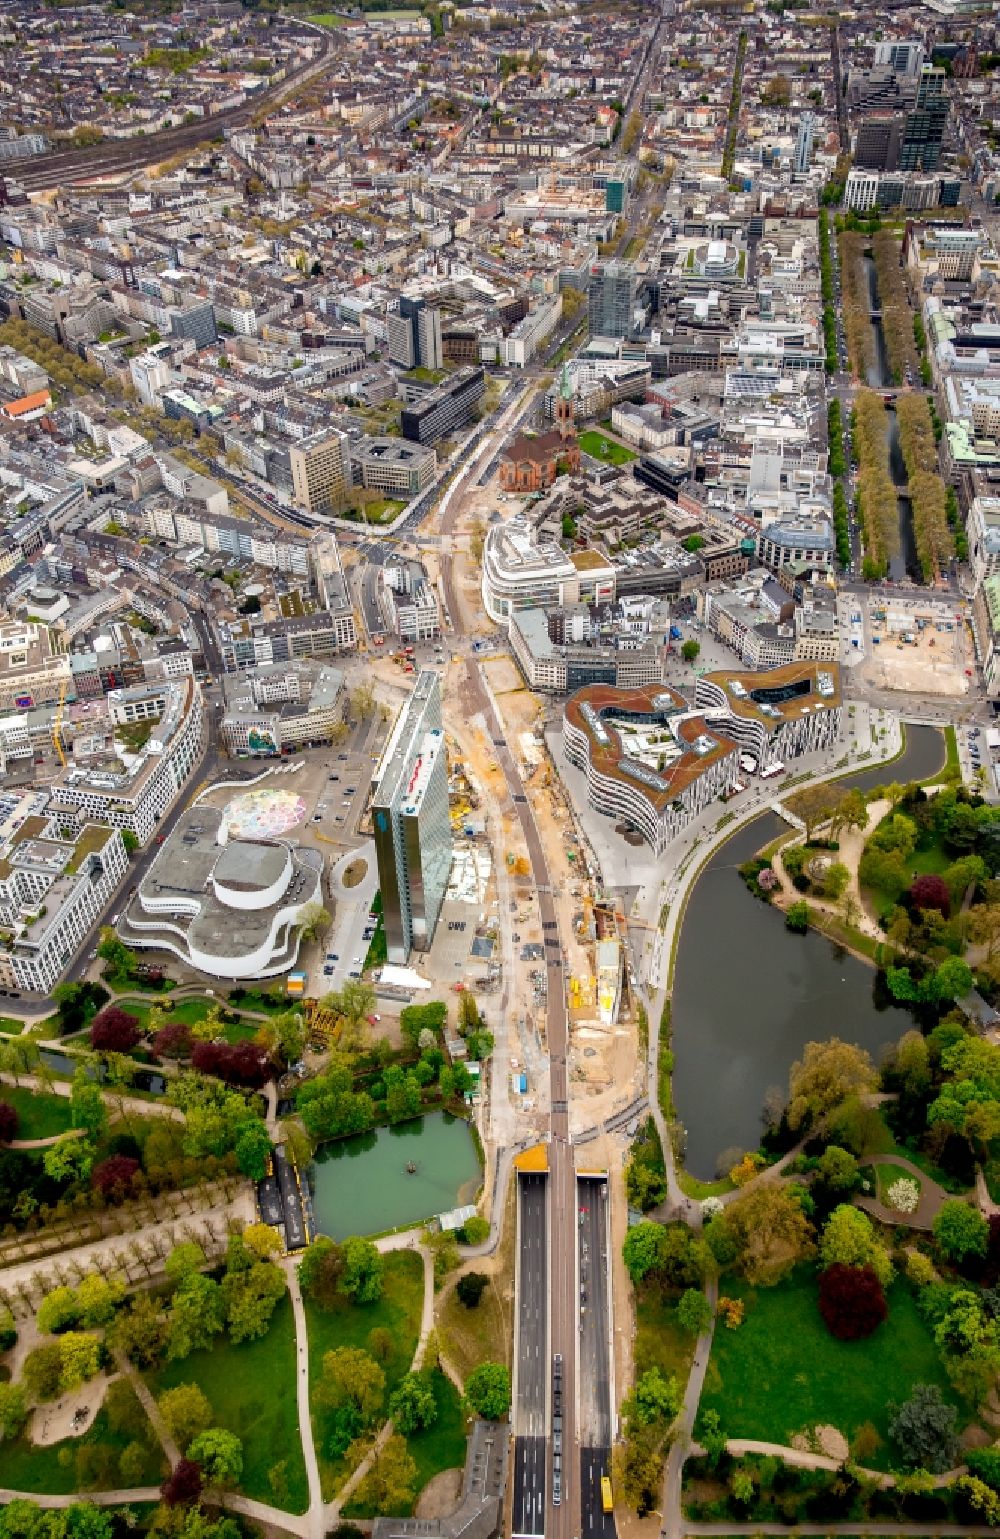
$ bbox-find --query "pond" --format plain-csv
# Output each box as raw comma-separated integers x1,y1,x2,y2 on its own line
672,726,946,1179
309,1110,481,1240
38,1049,167,1097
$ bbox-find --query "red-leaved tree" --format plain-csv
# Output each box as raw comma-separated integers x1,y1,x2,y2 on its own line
908,873,950,918
161,1459,204,1507
0,1100,18,1143
151,1023,193,1060
818,1262,888,1340
92,1154,141,1199
90,1006,141,1053
191,1039,270,1089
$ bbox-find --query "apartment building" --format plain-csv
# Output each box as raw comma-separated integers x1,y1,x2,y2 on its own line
0,820,129,995
52,677,206,845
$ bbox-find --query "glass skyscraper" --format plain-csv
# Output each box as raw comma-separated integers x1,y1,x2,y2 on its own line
371,671,453,963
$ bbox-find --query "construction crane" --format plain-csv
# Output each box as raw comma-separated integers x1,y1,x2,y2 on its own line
52,678,68,767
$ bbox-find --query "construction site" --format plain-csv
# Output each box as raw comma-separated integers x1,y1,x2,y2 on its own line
856,592,975,697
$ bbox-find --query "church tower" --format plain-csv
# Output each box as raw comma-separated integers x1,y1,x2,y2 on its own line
555,362,575,441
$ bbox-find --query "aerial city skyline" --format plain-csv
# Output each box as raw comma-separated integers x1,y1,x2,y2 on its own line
0,0,999,1536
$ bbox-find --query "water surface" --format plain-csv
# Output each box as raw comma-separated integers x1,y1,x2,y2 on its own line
672,726,945,1177
310,1110,481,1238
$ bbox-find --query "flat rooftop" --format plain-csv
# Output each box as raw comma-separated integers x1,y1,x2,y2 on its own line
131,804,321,962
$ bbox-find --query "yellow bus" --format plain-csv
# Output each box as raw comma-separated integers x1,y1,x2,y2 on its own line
601,1476,613,1514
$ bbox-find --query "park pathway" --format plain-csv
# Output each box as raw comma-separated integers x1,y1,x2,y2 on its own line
0,1071,184,1123
662,1276,717,1539
283,1257,325,1539
855,1154,950,1231
113,1350,181,1465
10,1128,84,1150
0,1485,313,1537
325,1238,435,1525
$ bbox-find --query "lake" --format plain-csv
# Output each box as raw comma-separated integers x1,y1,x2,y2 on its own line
309,1109,481,1239
671,725,946,1178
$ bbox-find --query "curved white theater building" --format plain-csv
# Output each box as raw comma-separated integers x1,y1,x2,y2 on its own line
122,803,323,980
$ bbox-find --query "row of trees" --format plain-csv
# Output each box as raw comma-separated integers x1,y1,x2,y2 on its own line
853,390,900,579
871,230,920,386
894,392,954,582
0,318,109,399
818,211,837,374
838,232,876,381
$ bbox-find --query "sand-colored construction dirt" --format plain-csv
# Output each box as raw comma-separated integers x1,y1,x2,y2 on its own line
480,653,524,696
858,606,974,697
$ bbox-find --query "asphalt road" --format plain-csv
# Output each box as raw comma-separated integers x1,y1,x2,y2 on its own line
578,1177,616,1539
513,1172,548,1538
438,395,577,1536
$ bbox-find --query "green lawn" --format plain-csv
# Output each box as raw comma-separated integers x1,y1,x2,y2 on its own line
861,811,951,915
865,1111,969,1195
147,1295,309,1512
229,989,289,1015
907,842,951,878
341,500,405,527
0,1396,163,1494
308,10,349,22
578,430,636,465
678,1171,735,1200
305,1249,424,1498
940,724,960,779
111,996,256,1043
699,1269,965,1467
344,1368,468,1518
868,1160,922,1208
0,1085,73,1140
635,1282,696,1386
0,1016,26,1036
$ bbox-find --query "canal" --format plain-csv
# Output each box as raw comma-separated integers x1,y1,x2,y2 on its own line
672,724,946,1179
309,1109,481,1240
863,252,920,584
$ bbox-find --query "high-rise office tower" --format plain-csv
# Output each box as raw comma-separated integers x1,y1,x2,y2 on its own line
588,261,637,339
387,296,443,371
794,112,815,172
289,428,352,515
901,65,948,170
855,115,905,171
873,40,924,77
371,672,452,963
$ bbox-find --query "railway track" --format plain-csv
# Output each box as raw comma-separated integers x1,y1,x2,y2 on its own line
13,30,335,192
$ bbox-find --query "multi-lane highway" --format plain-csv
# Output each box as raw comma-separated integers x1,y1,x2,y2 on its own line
578,1176,616,1539
512,1172,548,1539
